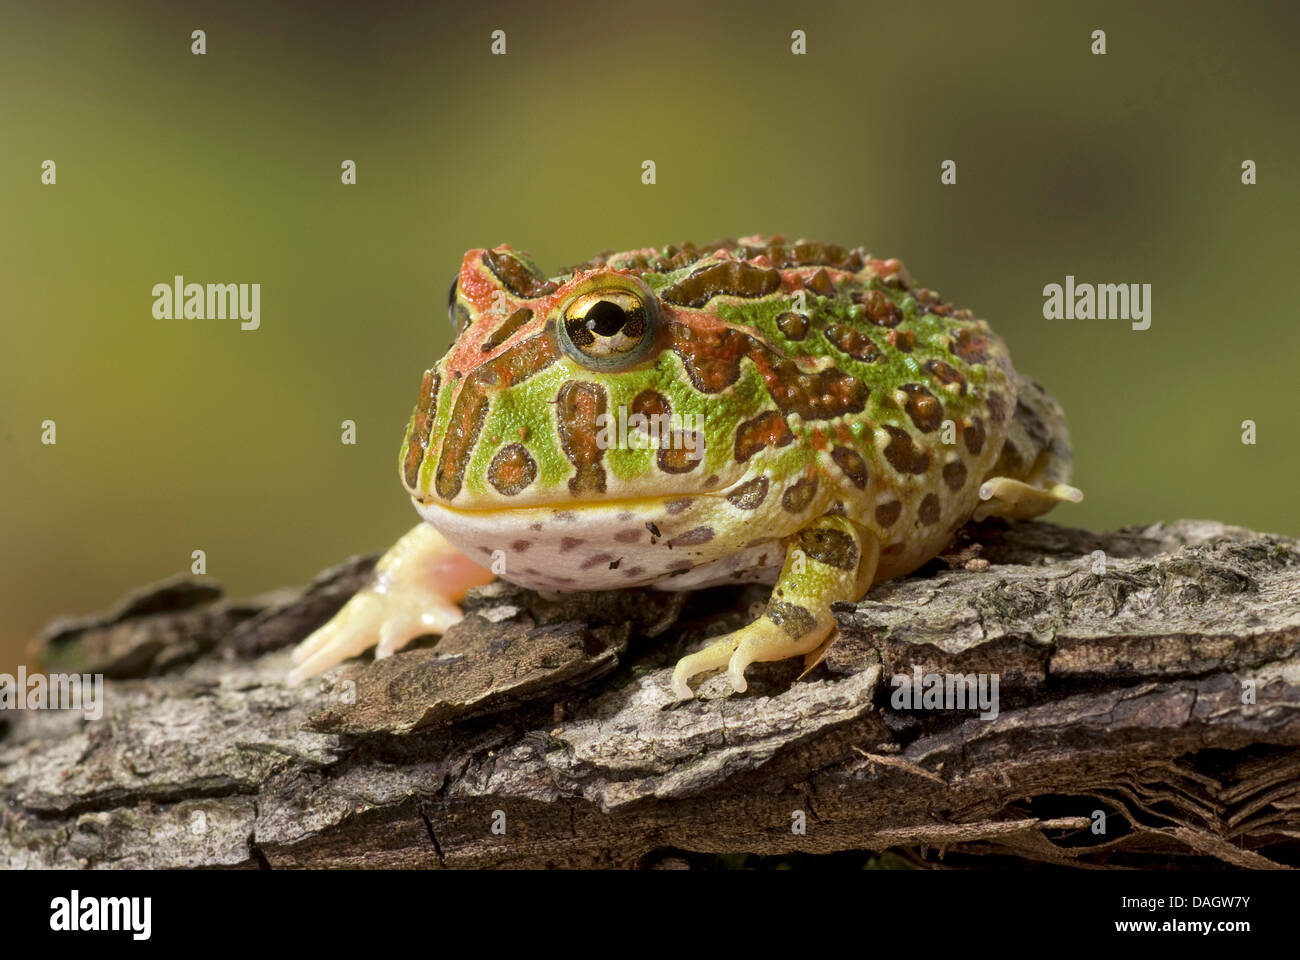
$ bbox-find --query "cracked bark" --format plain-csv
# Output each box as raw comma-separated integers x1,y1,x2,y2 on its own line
2,518,1298,869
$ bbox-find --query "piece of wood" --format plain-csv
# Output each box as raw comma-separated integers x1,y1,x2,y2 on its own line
3,518,1298,869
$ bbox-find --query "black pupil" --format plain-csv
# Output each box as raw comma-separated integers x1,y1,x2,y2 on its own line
586,299,628,336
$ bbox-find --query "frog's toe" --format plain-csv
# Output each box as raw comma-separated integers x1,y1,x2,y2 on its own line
670,634,743,700
373,596,462,659
288,593,389,684
726,618,807,693
287,585,465,684
286,522,493,685
973,477,1083,521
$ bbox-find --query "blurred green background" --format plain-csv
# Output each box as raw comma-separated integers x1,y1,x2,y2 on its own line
2,0,1297,673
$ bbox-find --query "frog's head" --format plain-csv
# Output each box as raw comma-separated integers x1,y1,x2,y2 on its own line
402,240,864,514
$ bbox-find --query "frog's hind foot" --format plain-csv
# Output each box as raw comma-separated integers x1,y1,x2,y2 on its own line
972,477,1083,522
670,515,879,700
287,522,495,684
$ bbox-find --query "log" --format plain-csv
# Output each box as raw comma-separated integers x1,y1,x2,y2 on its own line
2,518,1298,869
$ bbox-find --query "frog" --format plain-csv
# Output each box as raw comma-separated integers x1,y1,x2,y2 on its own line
288,236,1081,699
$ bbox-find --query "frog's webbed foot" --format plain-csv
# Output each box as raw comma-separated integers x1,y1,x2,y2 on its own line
287,523,495,684
670,514,879,700
972,477,1083,522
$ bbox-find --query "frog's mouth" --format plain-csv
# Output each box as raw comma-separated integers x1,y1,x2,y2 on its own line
412,491,757,592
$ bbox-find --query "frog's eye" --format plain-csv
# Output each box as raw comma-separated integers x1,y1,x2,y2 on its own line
559,288,657,370
447,277,472,336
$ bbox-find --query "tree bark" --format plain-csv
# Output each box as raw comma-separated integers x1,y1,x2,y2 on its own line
3,518,1298,869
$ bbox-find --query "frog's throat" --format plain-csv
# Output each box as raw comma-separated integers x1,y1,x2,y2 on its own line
412,490,782,593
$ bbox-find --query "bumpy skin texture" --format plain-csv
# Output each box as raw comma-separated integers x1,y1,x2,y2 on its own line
292,236,1078,696
407,237,1029,587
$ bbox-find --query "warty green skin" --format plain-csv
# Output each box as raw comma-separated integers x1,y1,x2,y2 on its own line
402,238,1036,593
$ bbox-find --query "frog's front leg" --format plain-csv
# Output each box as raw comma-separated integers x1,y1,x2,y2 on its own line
670,514,880,700
287,523,495,684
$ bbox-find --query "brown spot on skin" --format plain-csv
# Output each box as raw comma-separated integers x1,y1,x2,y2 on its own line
556,380,608,495
660,260,782,308
782,476,818,513
963,417,986,455
657,434,703,474
735,411,795,462
669,527,714,547
560,537,585,552
924,359,967,395
622,566,645,578
404,369,439,491
875,501,902,527
766,363,869,421
646,521,661,538
480,307,533,352
991,435,1028,477
824,323,881,362
529,522,544,532
703,475,720,488
950,326,990,364
804,268,835,297
670,321,869,421
436,328,559,500
435,382,488,500
664,498,694,514
776,312,809,340
511,540,533,552
616,528,644,543
942,459,968,491
668,560,693,573
882,425,931,474
669,322,749,392
727,476,769,510
830,446,868,488
857,289,903,327
887,329,916,353
899,383,944,433
487,443,538,496
482,248,557,298
986,391,1007,424
630,389,671,433
766,601,816,639
608,558,621,570
740,240,864,272
581,553,614,570
795,526,859,571
918,494,941,525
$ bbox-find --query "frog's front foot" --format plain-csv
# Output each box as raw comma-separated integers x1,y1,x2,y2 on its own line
670,515,879,700
287,523,495,684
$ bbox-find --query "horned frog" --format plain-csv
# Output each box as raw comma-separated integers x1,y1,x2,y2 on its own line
289,237,1080,699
